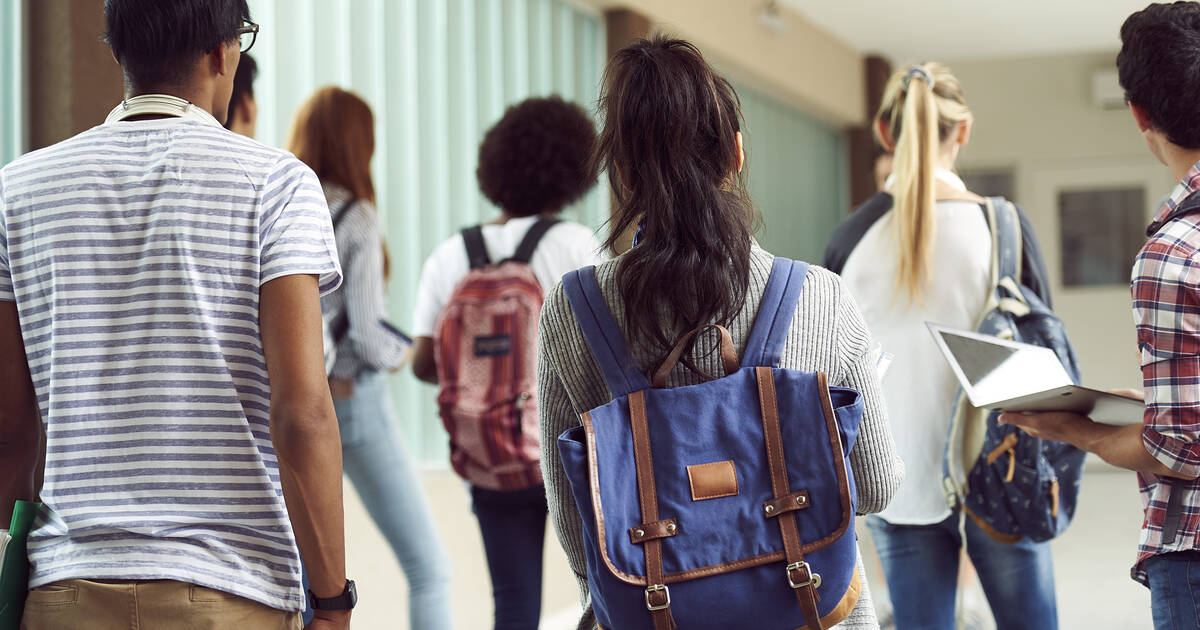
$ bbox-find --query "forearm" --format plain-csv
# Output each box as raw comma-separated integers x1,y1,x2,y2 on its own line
0,422,40,524
1073,422,1189,479
271,404,347,597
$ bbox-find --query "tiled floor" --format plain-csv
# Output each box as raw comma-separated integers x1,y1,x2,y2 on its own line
344,464,1154,629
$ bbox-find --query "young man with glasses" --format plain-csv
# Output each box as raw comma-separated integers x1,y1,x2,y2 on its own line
0,1,353,628
1003,3,1200,628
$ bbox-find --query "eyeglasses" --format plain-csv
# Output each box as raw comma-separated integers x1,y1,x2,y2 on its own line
237,22,259,54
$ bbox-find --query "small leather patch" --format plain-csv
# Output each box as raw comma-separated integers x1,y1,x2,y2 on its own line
687,460,739,501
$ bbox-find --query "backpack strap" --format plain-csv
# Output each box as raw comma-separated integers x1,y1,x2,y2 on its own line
506,218,559,264
984,197,1031,318
331,198,357,233
327,198,358,350
462,225,491,269
742,257,809,368
561,266,652,397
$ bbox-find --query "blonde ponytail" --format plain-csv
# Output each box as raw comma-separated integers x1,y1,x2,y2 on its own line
876,63,971,304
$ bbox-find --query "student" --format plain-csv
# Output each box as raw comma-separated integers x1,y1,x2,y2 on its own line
537,36,903,630
411,96,603,630
224,52,257,137
0,1,351,629
1003,3,1200,628
288,86,453,630
823,63,1057,630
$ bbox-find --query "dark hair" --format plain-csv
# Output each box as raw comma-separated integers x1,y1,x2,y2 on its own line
104,0,251,89
476,97,597,217
1118,2,1200,149
225,53,257,129
596,36,754,370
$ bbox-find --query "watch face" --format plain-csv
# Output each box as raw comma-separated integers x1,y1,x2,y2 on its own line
346,580,358,608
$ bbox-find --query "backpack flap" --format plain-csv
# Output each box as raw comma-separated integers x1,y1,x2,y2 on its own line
559,259,866,629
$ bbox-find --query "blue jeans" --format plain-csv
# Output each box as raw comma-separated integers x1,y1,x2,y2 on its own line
334,370,453,630
867,513,1058,630
471,484,548,630
1147,550,1200,629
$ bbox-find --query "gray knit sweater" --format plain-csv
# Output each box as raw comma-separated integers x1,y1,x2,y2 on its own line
536,243,904,630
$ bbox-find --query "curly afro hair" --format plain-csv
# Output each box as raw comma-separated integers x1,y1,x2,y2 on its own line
476,96,597,217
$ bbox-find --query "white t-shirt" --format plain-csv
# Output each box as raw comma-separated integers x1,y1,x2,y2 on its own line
841,169,991,525
411,216,606,337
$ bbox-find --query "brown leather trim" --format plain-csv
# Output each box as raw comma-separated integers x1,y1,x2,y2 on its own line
794,567,862,630
581,372,853,587
629,519,679,544
652,324,739,388
687,460,739,501
764,490,812,517
803,371,853,553
758,367,823,629
628,391,676,629
962,503,1022,544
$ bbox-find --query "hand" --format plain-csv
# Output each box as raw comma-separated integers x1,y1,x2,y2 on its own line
1108,388,1145,401
998,410,1093,444
328,378,355,399
305,610,351,630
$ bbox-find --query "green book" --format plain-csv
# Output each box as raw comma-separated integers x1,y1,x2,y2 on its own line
0,501,41,630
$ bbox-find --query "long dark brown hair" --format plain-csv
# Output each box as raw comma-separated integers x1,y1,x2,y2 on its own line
596,36,754,370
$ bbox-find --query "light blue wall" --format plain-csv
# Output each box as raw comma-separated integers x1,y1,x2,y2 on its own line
1,0,23,166
246,0,608,464
737,82,849,263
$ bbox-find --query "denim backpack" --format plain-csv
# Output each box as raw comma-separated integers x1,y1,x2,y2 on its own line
558,257,864,630
942,197,1088,543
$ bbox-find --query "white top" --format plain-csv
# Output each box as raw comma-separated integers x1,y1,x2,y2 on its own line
841,169,991,525
0,115,341,611
411,216,606,337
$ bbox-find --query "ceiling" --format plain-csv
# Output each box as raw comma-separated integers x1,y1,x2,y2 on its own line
779,0,1151,62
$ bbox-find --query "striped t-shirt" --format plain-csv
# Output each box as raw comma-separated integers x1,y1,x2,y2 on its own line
0,115,341,611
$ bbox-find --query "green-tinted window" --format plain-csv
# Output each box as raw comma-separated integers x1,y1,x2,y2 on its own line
736,82,848,263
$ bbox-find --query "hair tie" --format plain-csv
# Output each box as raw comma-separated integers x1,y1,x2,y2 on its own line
903,65,934,90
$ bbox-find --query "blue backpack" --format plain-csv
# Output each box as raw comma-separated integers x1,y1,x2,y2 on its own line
557,258,863,630
943,197,1088,543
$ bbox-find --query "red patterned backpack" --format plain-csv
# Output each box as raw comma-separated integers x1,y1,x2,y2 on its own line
433,218,558,490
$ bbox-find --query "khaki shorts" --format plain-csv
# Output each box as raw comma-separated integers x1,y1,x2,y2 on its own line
20,579,302,630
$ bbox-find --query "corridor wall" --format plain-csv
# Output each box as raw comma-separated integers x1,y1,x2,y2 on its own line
737,80,848,263
1,0,23,165
246,0,608,463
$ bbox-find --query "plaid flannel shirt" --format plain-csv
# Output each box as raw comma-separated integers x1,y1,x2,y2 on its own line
1131,161,1200,584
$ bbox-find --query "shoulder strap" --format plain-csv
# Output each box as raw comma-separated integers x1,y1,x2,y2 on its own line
984,197,1022,290
507,218,559,264
742,257,809,368
462,225,491,269
561,266,652,397
331,198,356,233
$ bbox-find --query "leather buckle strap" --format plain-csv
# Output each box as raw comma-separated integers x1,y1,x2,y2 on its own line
629,519,679,544
787,561,822,590
645,584,671,611
763,490,811,518
756,366,825,630
629,391,677,630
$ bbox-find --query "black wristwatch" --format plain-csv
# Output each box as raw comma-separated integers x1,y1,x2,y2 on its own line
307,580,357,611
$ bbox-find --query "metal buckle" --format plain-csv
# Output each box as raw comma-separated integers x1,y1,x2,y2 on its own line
787,561,822,589
644,584,671,611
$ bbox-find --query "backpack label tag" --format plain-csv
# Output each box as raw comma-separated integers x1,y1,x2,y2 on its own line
687,460,739,501
474,334,512,357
